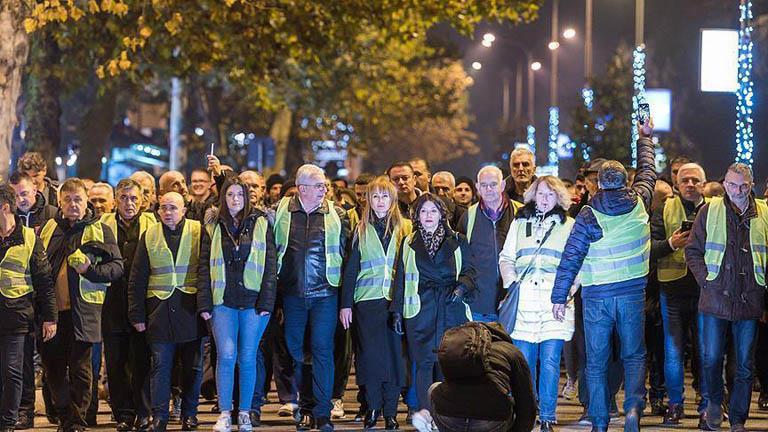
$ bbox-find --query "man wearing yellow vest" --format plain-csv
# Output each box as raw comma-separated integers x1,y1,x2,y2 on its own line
550,121,657,432
456,165,521,322
100,179,156,431
0,183,57,432
273,164,349,432
38,178,124,432
649,163,707,425
686,163,767,432
128,192,205,432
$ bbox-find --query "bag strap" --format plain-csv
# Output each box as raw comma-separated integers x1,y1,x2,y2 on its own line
515,220,557,285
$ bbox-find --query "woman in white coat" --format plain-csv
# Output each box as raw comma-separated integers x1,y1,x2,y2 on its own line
498,175,577,432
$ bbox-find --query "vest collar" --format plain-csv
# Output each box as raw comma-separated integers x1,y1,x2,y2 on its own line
289,196,330,214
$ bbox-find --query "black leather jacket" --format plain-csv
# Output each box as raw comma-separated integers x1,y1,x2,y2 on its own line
273,197,350,299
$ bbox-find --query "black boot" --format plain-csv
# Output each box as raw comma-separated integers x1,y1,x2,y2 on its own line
364,410,380,429
663,403,684,425
181,416,198,431
135,417,151,432
296,414,315,431
540,420,556,432
384,416,399,430
149,418,168,432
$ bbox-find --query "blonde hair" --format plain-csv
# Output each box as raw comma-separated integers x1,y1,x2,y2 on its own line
357,176,403,243
523,176,572,211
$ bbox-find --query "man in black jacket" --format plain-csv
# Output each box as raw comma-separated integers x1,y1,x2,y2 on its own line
0,183,57,432
16,152,59,208
272,164,349,432
38,178,124,432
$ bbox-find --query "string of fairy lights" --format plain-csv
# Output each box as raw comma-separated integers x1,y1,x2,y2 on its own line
630,44,646,168
735,0,754,166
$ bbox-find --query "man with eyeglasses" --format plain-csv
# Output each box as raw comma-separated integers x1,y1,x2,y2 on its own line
650,163,708,425
505,148,536,202
272,164,350,432
686,163,767,432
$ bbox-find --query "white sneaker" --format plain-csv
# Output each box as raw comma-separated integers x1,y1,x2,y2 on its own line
213,412,232,432
331,398,345,419
562,377,577,400
411,410,433,432
278,402,298,417
238,411,252,432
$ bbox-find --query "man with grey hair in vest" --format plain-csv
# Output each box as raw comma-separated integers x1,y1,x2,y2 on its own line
272,164,350,432
550,120,657,432
686,162,767,432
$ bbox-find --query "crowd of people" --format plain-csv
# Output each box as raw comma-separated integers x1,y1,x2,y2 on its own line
0,119,767,432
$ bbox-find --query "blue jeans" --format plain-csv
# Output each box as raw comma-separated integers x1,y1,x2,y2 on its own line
149,339,204,421
660,293,700,405
471,313,498,323
212,306,271,412
283,294,337,419
512,339,563,421
583,293,647,428
699,313,757,426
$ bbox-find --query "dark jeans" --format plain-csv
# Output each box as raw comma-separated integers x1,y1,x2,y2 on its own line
18,331,35,418
660,293,700,405
39,311,93,429
757,320,768,393
645,292,666,402
283,294,337,419
104,331,152,422
261,309,298,404
332,320,352,400
0,334,25,428
149,339,204,421
86,342,101,422
583,293,646,428
699,314,757,426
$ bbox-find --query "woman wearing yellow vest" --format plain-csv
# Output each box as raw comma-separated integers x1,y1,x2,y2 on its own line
197,179,277,432
391,193,477,432
339,177,408,431
498,176,577,432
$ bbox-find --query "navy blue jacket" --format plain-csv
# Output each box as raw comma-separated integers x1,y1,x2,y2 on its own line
551,137,656,303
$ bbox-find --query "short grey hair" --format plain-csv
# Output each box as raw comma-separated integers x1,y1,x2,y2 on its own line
510,148,535,163
295,164,326,185
432,171,455,188
476,165,503,183
598,160,628,190
676,163,706,183
90,182,114,195
727,162,753,183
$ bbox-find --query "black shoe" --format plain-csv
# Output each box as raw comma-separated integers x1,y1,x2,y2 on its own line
541,420,556,432
250,412,261,427
47,415,59,426
149,418,168,432
317,417,334,432
384,416,399,430
180,416,198,431
364,410,380,429
698,411,719,431
296,414,315,431
169,396,181,422
664,403,684,425
211,403,220,413
116,421,133,431
85,416,97,427
15,412,33,430
354,408,366,422
624,408,641,432
135,417,151,432
591,426,608,432
650,399,667,416
759,393,768,411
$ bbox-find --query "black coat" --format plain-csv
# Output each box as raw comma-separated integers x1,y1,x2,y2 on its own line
273,197,350,299
0,218,57,334
129,218,205,343
43,209,124,343
17,191,57,234
197,210,278,314
102,213,145,335
650,197,703,298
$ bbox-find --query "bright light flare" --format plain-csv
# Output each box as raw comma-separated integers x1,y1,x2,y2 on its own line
471,61,482,70
563,28,576,39
530,61,542,71
548,41,560,50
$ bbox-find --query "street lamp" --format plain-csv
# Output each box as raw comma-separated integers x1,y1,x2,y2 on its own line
548,41,560,50
471,61,482,70
563,28,577,39
531,61,542,71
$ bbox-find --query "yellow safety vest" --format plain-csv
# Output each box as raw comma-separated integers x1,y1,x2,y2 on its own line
0,226,36,298
353,220,412,303
274,198,343,287
40,219,109,304
513,217,574,275
208,217,268,305
704,197,768,286
347,208,360,232
658,196,709,282
100,212,156,240
465,200,523,243
401,232,472,320
145,219,201,300
581,200,651,286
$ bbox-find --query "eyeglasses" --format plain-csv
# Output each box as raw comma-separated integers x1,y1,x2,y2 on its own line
298,183,328,191
723,181,752,193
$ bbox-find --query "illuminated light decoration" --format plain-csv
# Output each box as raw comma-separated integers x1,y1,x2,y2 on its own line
735,0,754,166
527,124,536,150
548,107,559,174
630,44,647,167
581,86,594,161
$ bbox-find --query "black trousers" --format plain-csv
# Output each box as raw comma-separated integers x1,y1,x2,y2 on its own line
18,331,35,418
645,293,666,402
757,320,768,393
39,311,93,429
104,331,152,423
332,320,352,400
0,334,25,428
261,308,298,404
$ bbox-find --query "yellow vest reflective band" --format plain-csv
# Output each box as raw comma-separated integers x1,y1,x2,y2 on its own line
401,233,472,320
100,212,156,240
347,208,360,232
0,226,36,299
657,197,710,282
40,219,109,304
209,217,268,305
704,197,768,286
274,198,343,287
513,217,573,275
354,222,412,303
465,200,522,243
581,200,651,286
146,219,201,300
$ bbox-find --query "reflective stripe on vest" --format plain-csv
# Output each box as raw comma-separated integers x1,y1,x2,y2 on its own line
146,219,201,299
209,217,268,306
657,196,710,282
354,222,411,303
704,197,768,286
274,198,343,287
513,217,573,276
581,200,650,286
0,226,35,298
465,200,522,243
40,219,109,304
100,212,156,241
401,233,472,320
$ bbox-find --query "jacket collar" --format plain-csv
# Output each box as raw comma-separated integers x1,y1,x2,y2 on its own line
288,196,330,214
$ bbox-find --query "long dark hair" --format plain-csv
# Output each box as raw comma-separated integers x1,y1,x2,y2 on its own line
218,178,252,224
411,193,451,233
